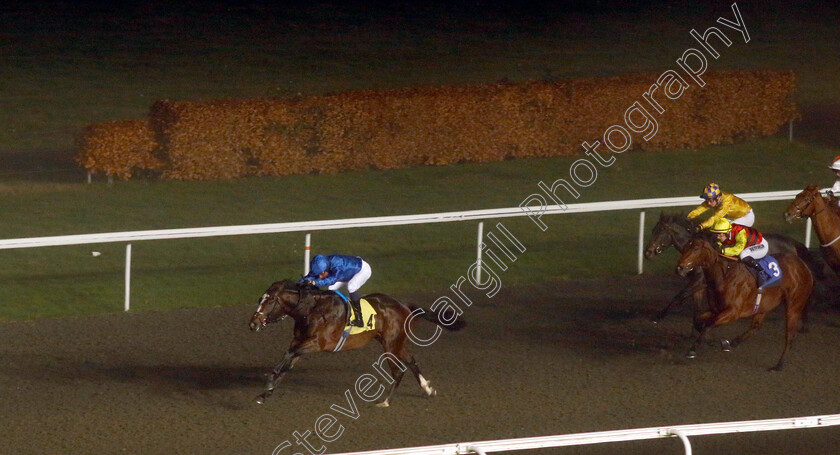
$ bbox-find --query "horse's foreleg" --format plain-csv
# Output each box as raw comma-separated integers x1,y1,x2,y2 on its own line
687,325,708,359
256,351,300,404
653,291,685,321
257,338,321,405
268,353,301,389
655,276,705,321
687,310,715,358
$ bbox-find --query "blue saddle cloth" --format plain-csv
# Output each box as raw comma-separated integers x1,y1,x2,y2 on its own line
757,256,782,289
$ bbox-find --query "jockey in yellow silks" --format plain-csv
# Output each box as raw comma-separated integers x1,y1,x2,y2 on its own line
710,218,769,284
687,183,754,230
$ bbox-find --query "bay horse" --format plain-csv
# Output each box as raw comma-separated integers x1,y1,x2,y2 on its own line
784,184,840,277
248,280,466,407
645,213,824,320
643,214,715,321
676,238,814,370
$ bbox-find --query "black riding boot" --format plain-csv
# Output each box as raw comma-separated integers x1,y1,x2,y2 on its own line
349,291,364,327
741,256,767,286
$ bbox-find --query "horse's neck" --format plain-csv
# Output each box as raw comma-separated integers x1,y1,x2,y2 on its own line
667,221,693,252
708,260,728,287
278,290,325,319
809,198,840,245
673,232,693,253
307,293,344,316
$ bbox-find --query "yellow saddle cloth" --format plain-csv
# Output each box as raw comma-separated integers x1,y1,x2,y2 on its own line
346,298,377,335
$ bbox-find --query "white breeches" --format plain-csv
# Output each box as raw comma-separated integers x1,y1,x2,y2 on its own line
327,260,372,293
729,209,754,227
739,238,768,261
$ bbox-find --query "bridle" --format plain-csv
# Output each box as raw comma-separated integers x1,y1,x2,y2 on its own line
788,190,840,247
678,238,722,274
253,283,315,329
788,190,823,219
253,291,286,329
650,219,690,256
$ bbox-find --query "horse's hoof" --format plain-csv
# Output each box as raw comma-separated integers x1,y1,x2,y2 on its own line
720,339,731,352
255,394,266,405
376,400,390,408
686,351,697,359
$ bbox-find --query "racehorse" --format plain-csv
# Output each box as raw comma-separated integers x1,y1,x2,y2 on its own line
676,238,814,370
249,280,466,406
643,214,715,321
784,184,840,277
645,213,824,320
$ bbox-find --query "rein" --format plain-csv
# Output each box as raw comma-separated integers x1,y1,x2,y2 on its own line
821,233,840,248
799,191,840,247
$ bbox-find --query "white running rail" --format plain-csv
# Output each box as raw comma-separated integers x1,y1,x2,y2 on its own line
0,190,809,249
0,189,816,310
326,414,840,455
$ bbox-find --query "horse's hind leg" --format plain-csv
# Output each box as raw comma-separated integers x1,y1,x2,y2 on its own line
376,351,408,408
772,296,808,371
405,354,435,397
376,339,436,407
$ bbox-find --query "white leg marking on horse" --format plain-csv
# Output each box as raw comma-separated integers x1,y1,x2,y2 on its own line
376,400,390,408
419,374,435,396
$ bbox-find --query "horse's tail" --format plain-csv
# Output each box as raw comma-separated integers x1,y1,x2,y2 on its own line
408,305,467,331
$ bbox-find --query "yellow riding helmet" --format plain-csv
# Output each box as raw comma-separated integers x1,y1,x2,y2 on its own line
709,218,732,233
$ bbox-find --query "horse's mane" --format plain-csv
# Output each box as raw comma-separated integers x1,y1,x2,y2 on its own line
659,213,700,231
658,212,718,243
277,279,341,297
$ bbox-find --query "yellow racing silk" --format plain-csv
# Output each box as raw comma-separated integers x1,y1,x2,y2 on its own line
718,228,748,257
687,192,752,230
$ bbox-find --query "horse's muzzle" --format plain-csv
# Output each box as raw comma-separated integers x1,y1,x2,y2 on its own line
783,211,799,224
249,314,266,332
643,247,660,260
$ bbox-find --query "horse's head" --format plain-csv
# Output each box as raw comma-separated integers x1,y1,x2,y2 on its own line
676,238,717,277
249,280,316,332
784,185,824,223
644,213,695,259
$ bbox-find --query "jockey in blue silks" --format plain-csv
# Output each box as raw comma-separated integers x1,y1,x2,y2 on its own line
301,254,372,327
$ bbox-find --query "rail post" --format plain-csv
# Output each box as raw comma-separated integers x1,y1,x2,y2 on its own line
805,218,812,248
124,243,132,312
475,222,484,283
638,211,646,274
304,233,311,275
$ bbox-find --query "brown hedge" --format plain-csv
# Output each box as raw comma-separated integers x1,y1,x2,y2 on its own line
74,120,161,179
76,70,798,180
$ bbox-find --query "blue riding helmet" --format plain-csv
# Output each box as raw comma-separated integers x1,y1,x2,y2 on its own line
310,254,329,274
